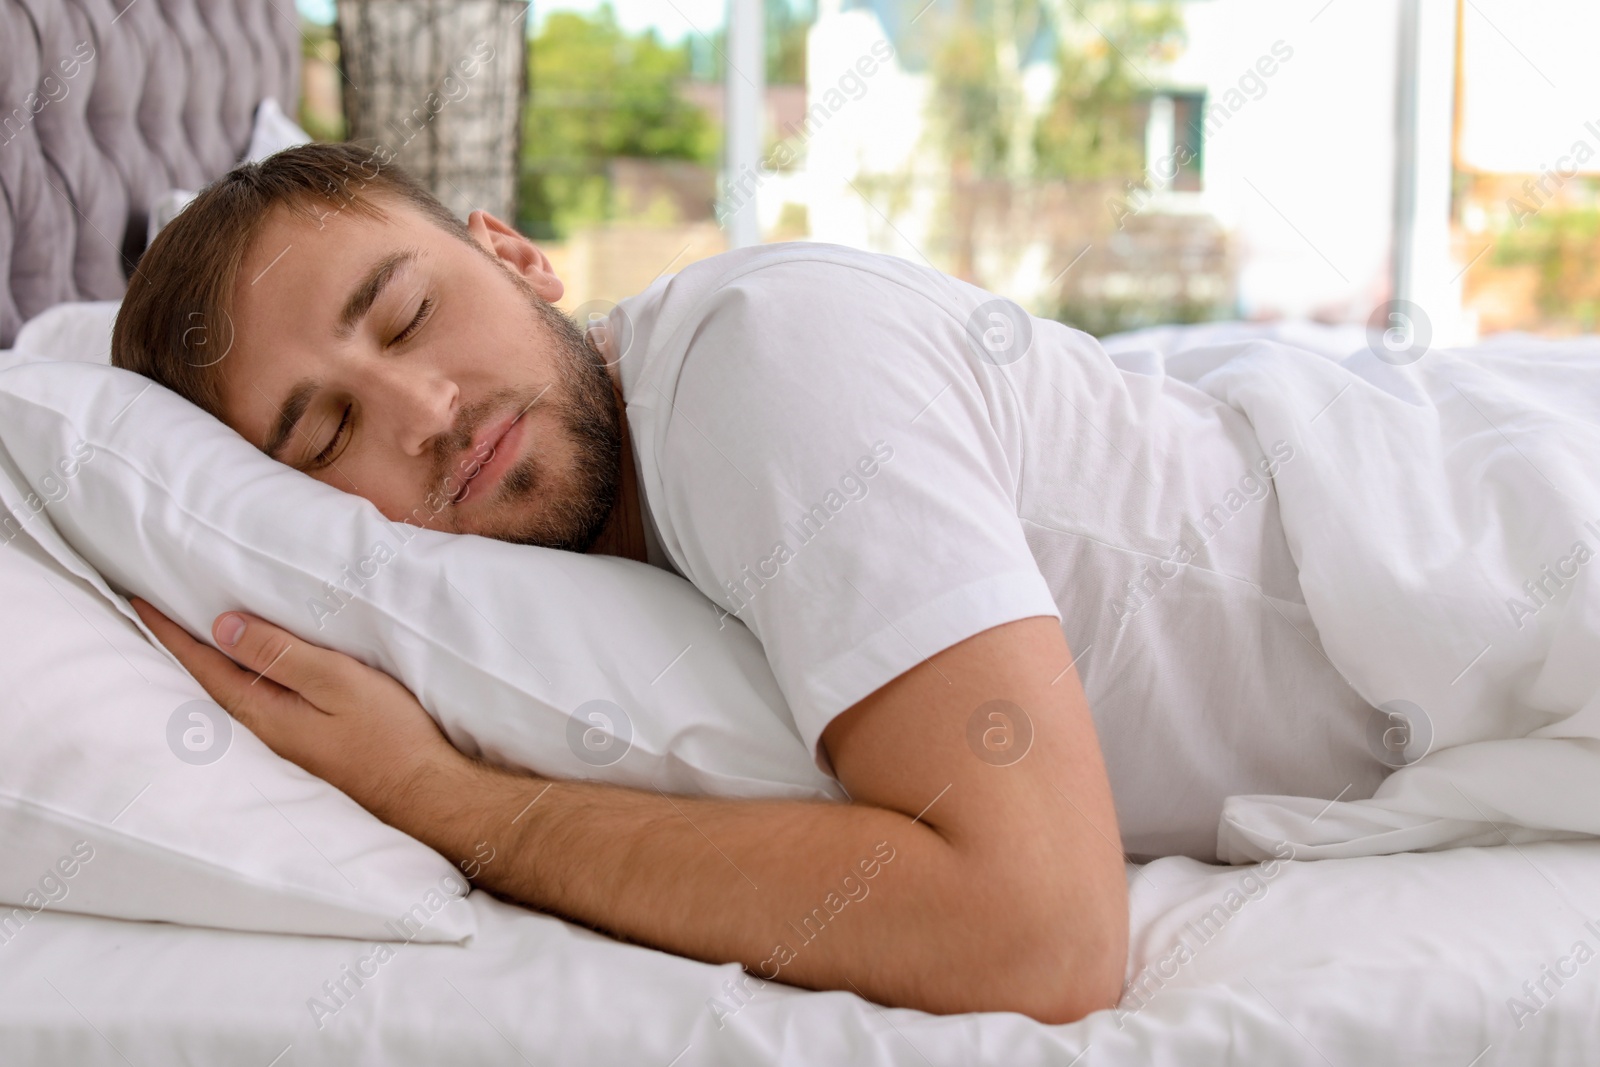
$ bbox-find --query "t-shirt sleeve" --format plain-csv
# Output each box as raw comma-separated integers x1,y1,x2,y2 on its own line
643,259,1060,768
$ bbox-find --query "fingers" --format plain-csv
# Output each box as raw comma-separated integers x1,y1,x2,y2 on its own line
206,609,359,709
131,599,455,811
130,596,194,658
130,597,295,734
132,597,255,692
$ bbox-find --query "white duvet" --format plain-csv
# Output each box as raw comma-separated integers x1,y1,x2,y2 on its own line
1105,328,1600,861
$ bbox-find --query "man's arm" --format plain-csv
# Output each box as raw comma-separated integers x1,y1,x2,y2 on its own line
136,602,1128,1023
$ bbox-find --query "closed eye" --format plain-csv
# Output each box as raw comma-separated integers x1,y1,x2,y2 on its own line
393,296,434,345
307,405,351,470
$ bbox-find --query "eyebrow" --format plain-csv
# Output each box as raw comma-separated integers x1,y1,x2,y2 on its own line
335,248,418,341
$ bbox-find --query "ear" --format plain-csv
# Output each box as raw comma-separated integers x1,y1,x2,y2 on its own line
466,210,564,304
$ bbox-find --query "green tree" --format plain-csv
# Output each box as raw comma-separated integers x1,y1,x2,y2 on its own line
1033,0,1183,180
928,1,1013,182
519,7,717,238
928,0,1182,184
690,0,817,85
924,0,1185,294
767,0,817,84
1493,197,1600,333
298,20,344,142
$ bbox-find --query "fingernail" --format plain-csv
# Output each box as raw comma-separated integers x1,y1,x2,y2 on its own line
217,613,246,646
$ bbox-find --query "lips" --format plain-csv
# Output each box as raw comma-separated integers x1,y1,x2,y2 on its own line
451,409,525,505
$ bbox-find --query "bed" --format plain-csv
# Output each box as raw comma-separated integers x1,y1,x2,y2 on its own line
4,839,1598,1064
3,1,1599,1064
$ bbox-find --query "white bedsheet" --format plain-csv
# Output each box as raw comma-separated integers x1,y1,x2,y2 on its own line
3,840,1595,1065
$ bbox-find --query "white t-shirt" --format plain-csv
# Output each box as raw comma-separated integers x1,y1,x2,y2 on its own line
611,243,1387,860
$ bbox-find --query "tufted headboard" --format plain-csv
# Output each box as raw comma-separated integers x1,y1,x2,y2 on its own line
0,0,301,346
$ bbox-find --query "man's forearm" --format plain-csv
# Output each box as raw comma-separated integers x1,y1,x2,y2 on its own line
135,590,1124,1021
384,752,1111,1021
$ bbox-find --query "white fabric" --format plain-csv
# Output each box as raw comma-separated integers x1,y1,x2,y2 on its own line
0,425,473,942
11,300,119,364
2,838,1596,1064
146,97,312,243
0,360,843,804
1100,319,1370,364
245,97,313,164
613,243,1385,860
1149,334,1600,861
146,190,199,245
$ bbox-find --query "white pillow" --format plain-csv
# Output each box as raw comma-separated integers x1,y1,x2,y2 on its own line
147,190,199,245
0,441,475,943
12,301,120,365
0,361,843,803
246,97,314,162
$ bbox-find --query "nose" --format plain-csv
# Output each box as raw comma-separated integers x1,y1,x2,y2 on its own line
369,363,459,457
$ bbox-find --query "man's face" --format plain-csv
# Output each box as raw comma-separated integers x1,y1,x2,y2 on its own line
218,196,622,552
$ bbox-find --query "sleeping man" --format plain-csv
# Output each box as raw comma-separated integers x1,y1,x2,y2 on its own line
114,142,1391,1023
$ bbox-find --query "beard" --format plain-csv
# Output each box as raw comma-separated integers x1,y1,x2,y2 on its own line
432,278,623,552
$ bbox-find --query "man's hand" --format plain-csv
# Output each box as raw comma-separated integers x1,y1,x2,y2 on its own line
131,599,465,825
135,600,1128,1023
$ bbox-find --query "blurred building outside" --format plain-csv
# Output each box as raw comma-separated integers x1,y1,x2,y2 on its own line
803,0,1230,336
1452,0,1600,336
294,0,1600,339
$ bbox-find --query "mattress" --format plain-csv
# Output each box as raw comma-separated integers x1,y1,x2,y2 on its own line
4,838,1593,1065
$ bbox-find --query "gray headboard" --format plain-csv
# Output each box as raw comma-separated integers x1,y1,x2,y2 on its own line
0,0,301,346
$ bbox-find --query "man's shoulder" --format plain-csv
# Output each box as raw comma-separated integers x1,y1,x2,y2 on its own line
641,242,954,326
615,243,962,400
681,240,925,287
